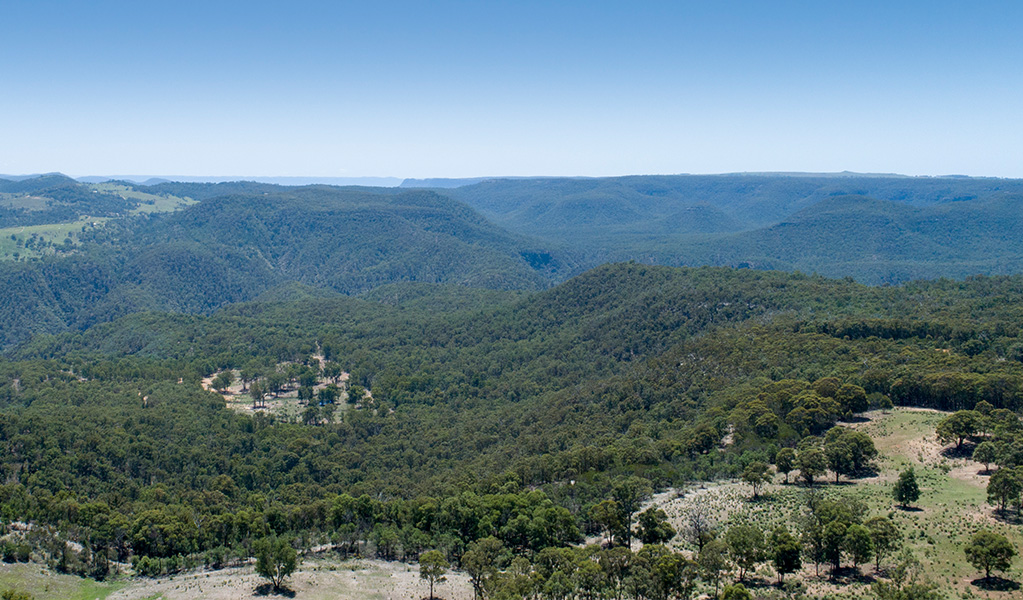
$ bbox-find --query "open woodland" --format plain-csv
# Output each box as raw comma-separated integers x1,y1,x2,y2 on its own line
2,174,1023,599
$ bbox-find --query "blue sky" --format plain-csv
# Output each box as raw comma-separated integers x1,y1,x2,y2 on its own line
2,1,1022,178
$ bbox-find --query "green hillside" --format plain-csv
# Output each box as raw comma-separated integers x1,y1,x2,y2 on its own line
5,264,1023,597
671,194,1023,284
448,173,1023,234
447,175,1023,283
0,174,194,230
0,185,575,348
6,172,1023,351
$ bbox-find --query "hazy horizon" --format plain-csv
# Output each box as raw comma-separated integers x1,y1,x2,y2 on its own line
1,170,1006,187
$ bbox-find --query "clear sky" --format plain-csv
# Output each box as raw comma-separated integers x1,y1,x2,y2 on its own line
2,1,1022,178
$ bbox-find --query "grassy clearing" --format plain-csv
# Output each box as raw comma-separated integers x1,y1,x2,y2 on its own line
104,557,470,600
0,185,193,260
90,184,196,215
205,369,352,424
0,217,106,260
658,408,1023,598
0,195,49,211
844,409,1023,596
0,562,123,600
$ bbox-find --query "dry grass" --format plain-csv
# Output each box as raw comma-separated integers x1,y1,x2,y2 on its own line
106,557,471,600
649,408,1023,598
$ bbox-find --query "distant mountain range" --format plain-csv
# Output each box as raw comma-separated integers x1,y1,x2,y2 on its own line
0,181,576,347
4,170,1023,348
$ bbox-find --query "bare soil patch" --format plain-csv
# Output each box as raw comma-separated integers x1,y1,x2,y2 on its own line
108,558,471,600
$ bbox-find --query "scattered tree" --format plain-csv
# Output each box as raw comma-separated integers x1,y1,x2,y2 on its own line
211,371,234,393
741,461,771,499
825,439,854,483
823,520,848,577
591,499,625,547
419,549,449,599
720,582,752,600
964,530,1016,579
697,539,729,596
797,448,827,486
775,448,796,484
770,526,801,584
986,467,1023,512
865,516,902,573
936,410,981,451
318,383,340,404
683,505,716,552
844,524,873,572
253,535,298,592
835,383,868,418
462,537,504,600
973,441,998,473
894,468,920,508
249,380,267,409
871,549,940,600
635,507,676,545
347,384,366,404
724,524,765,582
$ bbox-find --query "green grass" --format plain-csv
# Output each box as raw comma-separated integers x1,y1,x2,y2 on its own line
0,218,106,260
90,183,196,215
0,184,194,261
0,195,50,211
678,409,1023,597
842,409,1023,595
0,563,124,600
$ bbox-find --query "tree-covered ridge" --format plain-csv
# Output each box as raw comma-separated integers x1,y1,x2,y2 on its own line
447,175,1023,284
0,185,576,348
449,174,1023,235
13,265,1023,492
669,194,1023,284
6,172,1023,350
4,263,1023,592
131,186,574,292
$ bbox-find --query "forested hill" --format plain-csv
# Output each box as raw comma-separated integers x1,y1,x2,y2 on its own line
8,264,1023,537
7,171,1023,348
6,262,1023,589
448,174,1023,234
671,194,1023,284
0,185,576,348
445,174,1023,283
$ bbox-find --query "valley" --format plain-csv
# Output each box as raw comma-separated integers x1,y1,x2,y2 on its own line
1,173,1023,599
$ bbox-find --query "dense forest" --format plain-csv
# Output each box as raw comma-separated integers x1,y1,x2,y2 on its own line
1,262,1023,597
0,181,575,348
447,175,1023,283
4,173,1023,349
3,173,1023,598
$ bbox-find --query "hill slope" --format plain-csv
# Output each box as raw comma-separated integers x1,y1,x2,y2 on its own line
447,175,1023,283
672,194,1023,283
0,186,575,348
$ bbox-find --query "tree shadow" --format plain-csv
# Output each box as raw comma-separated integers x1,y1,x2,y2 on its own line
941,443,976,459
255,583,296,597
841,416,871,424
853,466,880,479
738,575,773,590
991,508,1023,525
895,505,924,512
971,576,1020,591
830,566,876,585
